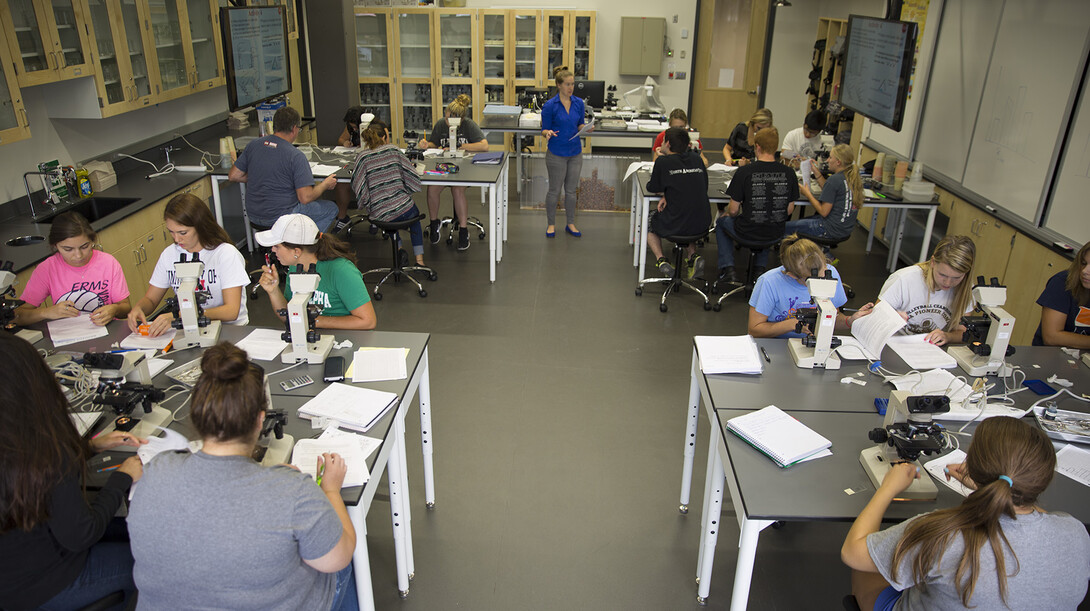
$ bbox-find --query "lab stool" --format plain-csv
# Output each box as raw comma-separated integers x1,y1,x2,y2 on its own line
430,215,486,245
712,232,782,311
635,231,712,313
363,213,437,299
795,232,855,299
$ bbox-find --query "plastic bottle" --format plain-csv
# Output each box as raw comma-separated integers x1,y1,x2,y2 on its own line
75,167,93,198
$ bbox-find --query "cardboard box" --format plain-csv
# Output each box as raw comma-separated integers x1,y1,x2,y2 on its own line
84,160,116,192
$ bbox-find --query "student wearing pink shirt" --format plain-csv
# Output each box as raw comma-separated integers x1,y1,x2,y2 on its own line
15,212,130,326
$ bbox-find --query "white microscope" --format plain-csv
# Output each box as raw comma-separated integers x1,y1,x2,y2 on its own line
256,376,293,466
278,264,333,364
949,277,1016,377
860,390,951,501
168,253,221,350
444,116,464,157
87,351,171,449
788,269,842,370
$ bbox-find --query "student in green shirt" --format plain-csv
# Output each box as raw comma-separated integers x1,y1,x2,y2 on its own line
256,214,377,330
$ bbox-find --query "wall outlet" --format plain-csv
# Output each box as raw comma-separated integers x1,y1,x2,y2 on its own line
673,14,678,23
681,50,686,59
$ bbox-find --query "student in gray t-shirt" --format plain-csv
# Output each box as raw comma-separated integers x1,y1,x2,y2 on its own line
785,143,863,242
842,416,1090,611
128,343,359,611
229,106,342,232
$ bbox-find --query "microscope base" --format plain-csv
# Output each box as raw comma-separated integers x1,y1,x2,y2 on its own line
788,338,842,370
443,150,464,158
949,346,1013,377
859,446,937,501
281,335,335,364
259,434,295,467
173,321,222,351
96,406,173,452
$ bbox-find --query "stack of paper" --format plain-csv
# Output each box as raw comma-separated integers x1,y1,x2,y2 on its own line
924,450,973,497
849,301,906,357
1056,445,1090,488
47,315,109,346
298,383,398,433
886,335,957,369
69,411,103,436
694,335,763,375
290,436,374,488
349,347,408,383
235,328,289,361
726,405,832,467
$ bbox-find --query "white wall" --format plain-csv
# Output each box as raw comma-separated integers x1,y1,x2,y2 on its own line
762,0,884,133
0,84,228,203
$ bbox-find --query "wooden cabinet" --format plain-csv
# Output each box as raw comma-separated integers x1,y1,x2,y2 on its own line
0,27,31,144
1,0,94,87
145,0,222,103
945,198,1016,283
1001,235,1073,346
355,8,393,128
545,10,594,79
392,8,436,144
434,8,477,118
619,17,665,76
82,0,155,117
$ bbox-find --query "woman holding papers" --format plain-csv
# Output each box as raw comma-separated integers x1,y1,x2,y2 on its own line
0,333,146,610
541,66,590,238
14,211,131,326
351,118,426,267
784,144,863,242
128,342,359,611
257,214,377,330
1034,240,1090,348
842,416,1090,611
877,235,976,346
127,193,250,336
747,234,872,338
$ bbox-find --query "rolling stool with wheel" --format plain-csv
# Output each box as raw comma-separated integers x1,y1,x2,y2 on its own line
796,232,855,298
712,232,782,311
363,213,438,299
635,231,712,312
430,214,486,245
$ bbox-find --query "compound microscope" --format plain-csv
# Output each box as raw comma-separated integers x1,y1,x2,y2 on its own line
950,277,1016,377
860,390,951,501
165,253,221,350
87,351,171,448
278,264,333,364
788,268,843,370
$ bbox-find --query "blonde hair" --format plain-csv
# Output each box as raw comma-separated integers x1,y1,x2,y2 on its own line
553,65,573,85
780,234,827,279
918,235,976,331
747,108,773,129
830,144,864,209
446,94,471,119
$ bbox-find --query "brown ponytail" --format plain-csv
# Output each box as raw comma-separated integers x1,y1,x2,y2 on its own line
191,342,267,443
553,65,572,85
284,232,357,266
361,118,389,150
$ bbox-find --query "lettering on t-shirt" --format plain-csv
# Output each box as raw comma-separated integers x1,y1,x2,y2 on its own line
668,168,704,175
310,291,332,309
262,141,279,149
166,267,219,288
59,280,110,312
905,304,952,334
747,173,793,224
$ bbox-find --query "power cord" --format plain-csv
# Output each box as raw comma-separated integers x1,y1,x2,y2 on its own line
118,153,176,179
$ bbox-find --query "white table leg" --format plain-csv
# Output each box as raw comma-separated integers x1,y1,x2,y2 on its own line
489,179,497,283
515,146,522,195
920,206,936,262
889,209,906,272
501,157,510,243
696,422,719,583
867,208,878,254
695,434,725,604
638,196,651,281
629,175,638,248
395,413,415,581
728,516,774,611
387,426,410,598
347,505,375,611
418,348,436,507
679,349,701,513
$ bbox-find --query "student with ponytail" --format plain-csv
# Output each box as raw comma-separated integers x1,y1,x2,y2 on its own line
786,143,864,242
419,94,488,251
257,214,377,330
842,416,1090,610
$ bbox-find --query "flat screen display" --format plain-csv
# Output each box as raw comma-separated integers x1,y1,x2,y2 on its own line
839,15,918,131
220,7,291,111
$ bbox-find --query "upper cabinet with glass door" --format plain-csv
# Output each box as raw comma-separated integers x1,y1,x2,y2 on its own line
0,0,93,87
478,9,506,150
146,0,223,103
83,0,154,117
392,9,435,143
543,11,595,81
0,28,30,144
145,0,187,100
435,9,476,116
354,8,393,127
183,0,223,92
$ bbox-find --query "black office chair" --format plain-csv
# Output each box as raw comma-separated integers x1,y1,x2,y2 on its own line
430,214,486,245
796,232,855,299
342,208,375,238
77,590,126,611
635,230,712,312
712,231,783,311
363,213,437,299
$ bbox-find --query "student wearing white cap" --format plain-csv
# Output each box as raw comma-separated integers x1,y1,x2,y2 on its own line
256,214,377,330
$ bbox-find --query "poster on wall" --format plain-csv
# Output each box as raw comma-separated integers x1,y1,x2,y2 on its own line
900,0,930,99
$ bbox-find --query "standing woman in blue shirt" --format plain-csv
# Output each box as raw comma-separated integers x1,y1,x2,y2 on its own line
541,66,591,238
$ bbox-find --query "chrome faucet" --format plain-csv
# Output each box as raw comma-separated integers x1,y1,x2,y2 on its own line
163,145,176,166
23,171,61,220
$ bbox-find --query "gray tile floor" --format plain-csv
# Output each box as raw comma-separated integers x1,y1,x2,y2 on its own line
247,177,900,610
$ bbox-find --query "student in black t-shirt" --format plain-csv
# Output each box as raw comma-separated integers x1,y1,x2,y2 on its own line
646,127,713,278
714,126,799,283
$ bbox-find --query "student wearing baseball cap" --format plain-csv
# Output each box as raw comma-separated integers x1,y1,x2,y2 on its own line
256,214,377,330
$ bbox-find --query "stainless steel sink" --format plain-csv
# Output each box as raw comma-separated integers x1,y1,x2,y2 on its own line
35,197,140,223
6,235,45,247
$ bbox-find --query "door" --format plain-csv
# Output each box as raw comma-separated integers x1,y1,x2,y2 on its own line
690,0,770,139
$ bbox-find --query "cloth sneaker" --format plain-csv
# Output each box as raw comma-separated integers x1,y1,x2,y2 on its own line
717,266,737,284
429,219,442,245
686,254,705,280
333,216,351,232
656,257,675,277
457,227,470,251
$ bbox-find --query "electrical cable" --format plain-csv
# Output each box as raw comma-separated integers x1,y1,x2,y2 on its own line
117,153,176,178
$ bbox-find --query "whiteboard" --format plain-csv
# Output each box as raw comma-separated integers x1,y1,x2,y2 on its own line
960,1,1090,223
914,0,1000,182
1045,74,1090,247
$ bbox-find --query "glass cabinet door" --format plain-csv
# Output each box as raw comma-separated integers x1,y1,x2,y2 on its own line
396,12,430,78
86,0,125,106
0,61,18,131
572,14,592,79
400,82,433,137
358,82,390,126
148,0,187,96
546,14,565,77
437,12,471,79
355,12,389,78
49,0,85,70
121,0,150,99
481,12,504,81
512,13,538,83
0,31,29,144
6,0,50,78
186,0,218,84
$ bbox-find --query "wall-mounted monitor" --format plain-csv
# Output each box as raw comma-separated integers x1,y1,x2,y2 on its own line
220,7,291,111
839,15,918,131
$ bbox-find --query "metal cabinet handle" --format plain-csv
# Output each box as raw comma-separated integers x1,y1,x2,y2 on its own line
57,49,66,68
133,249,140,265
19,108,28,127
139,243,147,263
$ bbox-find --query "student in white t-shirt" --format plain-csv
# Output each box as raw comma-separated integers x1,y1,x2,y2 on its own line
780,110,827,168
877,234,976,346
127,193,250,337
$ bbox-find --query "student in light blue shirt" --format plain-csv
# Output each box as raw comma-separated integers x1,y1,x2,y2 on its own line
747,234,872,338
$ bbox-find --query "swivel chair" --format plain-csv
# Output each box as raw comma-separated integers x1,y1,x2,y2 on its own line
795,232,855,298
712,230,782,311
363,213,438,299
430,214,486,245
635,230,712,312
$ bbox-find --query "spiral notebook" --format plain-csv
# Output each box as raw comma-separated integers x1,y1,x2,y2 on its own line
726,406,832,468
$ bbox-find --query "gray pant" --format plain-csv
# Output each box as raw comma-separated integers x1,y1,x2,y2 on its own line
545,151,582,226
